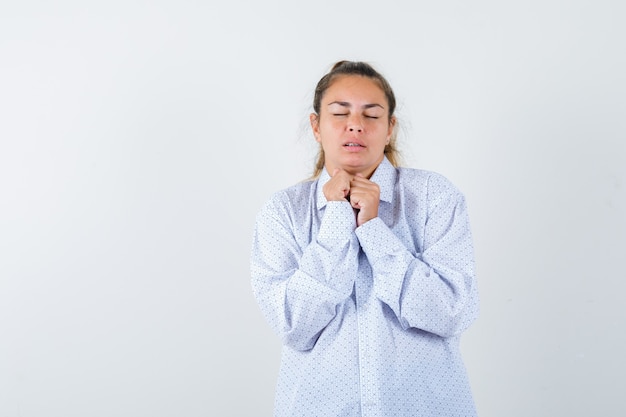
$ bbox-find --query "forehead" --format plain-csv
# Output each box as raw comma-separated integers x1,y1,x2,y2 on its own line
323,75,387,104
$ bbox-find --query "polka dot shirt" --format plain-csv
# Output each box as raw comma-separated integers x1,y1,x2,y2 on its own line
251,157,479,416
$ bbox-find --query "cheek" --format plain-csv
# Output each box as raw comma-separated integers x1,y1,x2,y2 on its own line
320,120,344,136
370,122,389,136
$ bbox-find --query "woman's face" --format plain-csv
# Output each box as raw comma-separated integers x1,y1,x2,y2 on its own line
311,75,395,178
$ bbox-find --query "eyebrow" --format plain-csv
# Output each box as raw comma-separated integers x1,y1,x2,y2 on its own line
328,101,385,110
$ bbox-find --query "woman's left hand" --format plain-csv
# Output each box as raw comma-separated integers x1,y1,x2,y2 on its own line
349,174,380,226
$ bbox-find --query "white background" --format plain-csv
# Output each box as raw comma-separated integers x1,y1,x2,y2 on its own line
1,1,624,416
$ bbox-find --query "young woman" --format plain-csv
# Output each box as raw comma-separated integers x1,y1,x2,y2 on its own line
251,61,479,416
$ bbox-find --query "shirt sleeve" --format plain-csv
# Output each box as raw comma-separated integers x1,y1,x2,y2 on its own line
355,173,479,338
251,195,360,351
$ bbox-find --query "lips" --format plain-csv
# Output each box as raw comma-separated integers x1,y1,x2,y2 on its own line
343,141,365,147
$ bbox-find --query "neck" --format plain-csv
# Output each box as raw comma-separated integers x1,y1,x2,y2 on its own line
326,162,380,179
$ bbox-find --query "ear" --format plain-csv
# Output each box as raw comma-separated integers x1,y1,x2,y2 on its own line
387,116,396,141
310,113,321,142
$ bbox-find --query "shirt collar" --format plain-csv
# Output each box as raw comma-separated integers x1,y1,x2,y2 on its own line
316,157,397,209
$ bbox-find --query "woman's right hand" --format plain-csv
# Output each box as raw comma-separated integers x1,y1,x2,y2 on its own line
323,168,353,201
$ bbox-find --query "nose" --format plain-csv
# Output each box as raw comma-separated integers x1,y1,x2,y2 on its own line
347,115,363,133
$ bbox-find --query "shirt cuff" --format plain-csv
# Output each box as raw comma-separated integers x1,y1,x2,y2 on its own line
355,217,405,261
317,201,357,249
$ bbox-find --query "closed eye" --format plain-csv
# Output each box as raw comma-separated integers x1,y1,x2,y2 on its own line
333,113,348,117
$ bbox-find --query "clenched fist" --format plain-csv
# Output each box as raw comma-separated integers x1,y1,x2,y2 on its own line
323,169,380,226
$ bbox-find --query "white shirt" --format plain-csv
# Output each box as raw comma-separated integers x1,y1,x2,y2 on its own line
251,157,479,416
